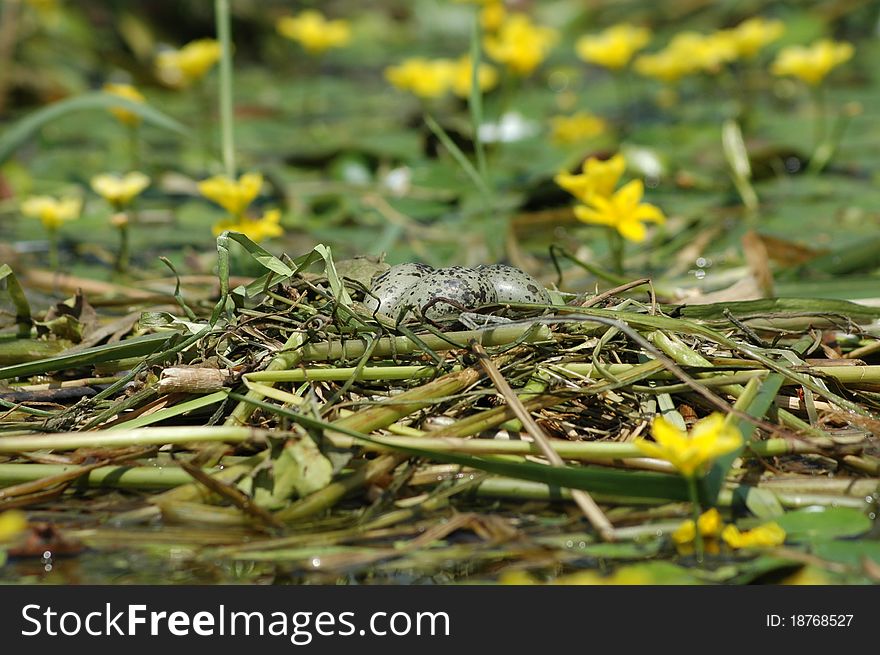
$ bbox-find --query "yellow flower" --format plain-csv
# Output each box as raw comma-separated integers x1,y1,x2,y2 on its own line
670,31,738,74
550,112,608,144
21,195,81,230
634,413,742,477
781,566,831,585
484,14,558,76
276,10,351,54
156,38,222,88
704,30,741,69
574,179,666,242
635,48,698,83
672,508,724,545
672,509,785,555
554,153,626,201
0,510,27,542
501,566,654,585
90,172,150,209
450,55,499,98
385,58,455,98
212,208,283,242
671,508,724,556
104,83,145,127
721,522,786,549
576,23,651,71
25,0,59,13
728,17,784,59
771,39,854,85
480,1,506,32
198,172,263,217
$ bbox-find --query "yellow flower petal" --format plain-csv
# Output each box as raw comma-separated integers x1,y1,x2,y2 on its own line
104,83,145,126
450,55,498,99
0,510,27,541
156,39,222,88
576,23,651,70
617,217,647,242
483,14,557,76
573,204,615,227
550,112,608,145
633,202,666,224
729,17,784,59
91,172,150,209
583,154,626,197
385,58,455,98
21,195,82,230
614,179,645,209
636,413,741,478
672,519,696,545
199,172,263,216
771,39,853,85
276,10,351,54
212,208,284,243
722,522,786,549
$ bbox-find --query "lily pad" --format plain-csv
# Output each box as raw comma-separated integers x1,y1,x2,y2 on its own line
776,507,872,541
811,540,880,567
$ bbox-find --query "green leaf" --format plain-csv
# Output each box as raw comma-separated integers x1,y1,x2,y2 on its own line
611,561,704,584
579,539,663,559
738,485,786,519
0,92,189,165
811,540,880,567
273,435,334,501
724,556,803,585
219,231,296,278
313,244,353,306
0,264,31,338
776,507,872,541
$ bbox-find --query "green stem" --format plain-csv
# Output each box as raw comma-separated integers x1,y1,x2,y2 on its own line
810,84,827,157
0,426,270,453
47,226,58,270
808,102,855,175
686,475,704,563
215,0,235,178
196,79,214,171
613,70,633,132
469,12,488,188
607,227,624,275
115,221,130,273
127,123,140,171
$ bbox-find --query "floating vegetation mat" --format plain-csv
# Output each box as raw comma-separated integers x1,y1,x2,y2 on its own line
0,243,878,584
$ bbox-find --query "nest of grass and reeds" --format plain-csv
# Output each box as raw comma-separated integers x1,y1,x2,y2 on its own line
1,238,878,584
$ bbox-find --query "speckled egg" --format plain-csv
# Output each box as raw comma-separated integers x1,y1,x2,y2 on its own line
399,266,495,321
476,264,551,306
363,262,433,318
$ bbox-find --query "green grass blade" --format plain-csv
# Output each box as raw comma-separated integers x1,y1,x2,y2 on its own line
702,375,783,503
424,113,492,200
0,331,174,380
108,390,229,430
468,13,488,186
0,91,189,165
230,394,691,502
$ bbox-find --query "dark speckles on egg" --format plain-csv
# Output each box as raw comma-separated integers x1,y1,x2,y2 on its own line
401,267,495,321
367,262,550,323
364,262,434,317
477,264,551,306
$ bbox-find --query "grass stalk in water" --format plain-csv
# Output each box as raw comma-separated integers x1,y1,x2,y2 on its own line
215,0,236,177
